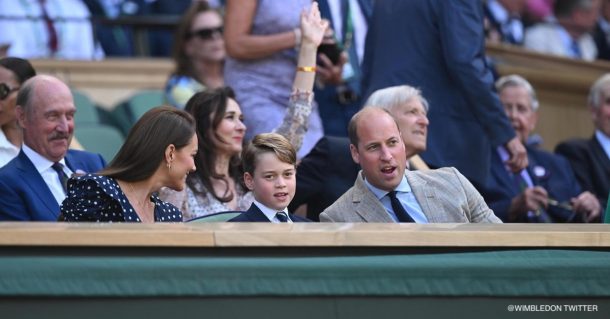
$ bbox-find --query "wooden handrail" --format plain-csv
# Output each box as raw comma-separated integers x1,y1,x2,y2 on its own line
0,222,609,247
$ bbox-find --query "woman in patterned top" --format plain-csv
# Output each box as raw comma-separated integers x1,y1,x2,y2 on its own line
159,3,328,220
61,107,198,222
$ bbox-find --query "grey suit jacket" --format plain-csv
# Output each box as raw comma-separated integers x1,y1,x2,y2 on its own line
320,167,501,223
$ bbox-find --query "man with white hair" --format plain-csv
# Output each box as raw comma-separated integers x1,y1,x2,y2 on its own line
480,74,600,223
555,73,610,211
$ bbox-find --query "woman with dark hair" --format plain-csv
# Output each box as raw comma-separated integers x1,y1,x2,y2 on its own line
0,57,36,167
165,1,225,109
160,3,328,220
61,106,198,222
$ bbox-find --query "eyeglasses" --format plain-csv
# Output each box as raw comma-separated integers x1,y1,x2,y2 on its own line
0,83,20,101
188,26,223,40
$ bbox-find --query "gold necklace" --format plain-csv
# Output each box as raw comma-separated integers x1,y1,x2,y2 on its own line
127,182,153,222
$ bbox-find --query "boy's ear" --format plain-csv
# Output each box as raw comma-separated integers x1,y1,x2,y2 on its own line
243,172,254,191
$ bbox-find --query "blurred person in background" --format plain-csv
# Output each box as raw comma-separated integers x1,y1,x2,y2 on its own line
593,0,610,60
480,75,600,223
166,1,225,109
0,0,104,59
524,0,601,61
555,73,610,211
0,57,36,167
484,0,528,45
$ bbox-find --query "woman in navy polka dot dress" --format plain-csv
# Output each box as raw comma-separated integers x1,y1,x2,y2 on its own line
61,106,198,223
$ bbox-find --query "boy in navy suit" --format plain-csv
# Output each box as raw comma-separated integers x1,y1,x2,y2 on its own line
230,133,310,223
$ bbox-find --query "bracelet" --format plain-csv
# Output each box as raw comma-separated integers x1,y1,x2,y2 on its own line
297,66,317,72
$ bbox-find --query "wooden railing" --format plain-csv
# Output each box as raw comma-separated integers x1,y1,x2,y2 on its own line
1,222,609,247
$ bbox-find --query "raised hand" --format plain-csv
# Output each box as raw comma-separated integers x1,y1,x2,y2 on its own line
300,2,329,47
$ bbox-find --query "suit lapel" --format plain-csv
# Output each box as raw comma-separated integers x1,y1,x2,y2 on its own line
246,204,271,222
352,172,394,222
590,136,610,177
14,151,59,215
406,170,442,222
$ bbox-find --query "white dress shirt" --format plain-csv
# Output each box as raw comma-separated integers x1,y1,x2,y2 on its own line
253,200,293,223
0,130,19,168
22,144,73,205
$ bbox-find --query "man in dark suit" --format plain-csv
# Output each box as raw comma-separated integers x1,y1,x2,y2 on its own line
361,0,527,188
0,75,106,221
481,75,600,222
315,0,372,137
555,73,610,210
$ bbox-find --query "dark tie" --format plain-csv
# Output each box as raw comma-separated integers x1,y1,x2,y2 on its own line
51,162,68,193
276,211,289,223
388,191,414,223
38,0,58,54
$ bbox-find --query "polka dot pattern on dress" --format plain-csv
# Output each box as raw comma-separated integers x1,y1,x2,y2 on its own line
60,174,182,222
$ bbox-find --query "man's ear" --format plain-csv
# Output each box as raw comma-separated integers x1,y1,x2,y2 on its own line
15,106,26,129
350,144,360,164
243,172,254,191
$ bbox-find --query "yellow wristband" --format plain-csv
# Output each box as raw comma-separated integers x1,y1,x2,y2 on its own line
297,66,317,72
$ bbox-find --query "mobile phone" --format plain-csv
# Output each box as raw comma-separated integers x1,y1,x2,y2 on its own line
317,42,342,65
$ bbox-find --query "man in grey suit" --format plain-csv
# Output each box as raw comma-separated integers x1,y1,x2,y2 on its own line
320,107,501,223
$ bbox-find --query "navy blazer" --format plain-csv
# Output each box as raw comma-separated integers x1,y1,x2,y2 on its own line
360,0,515,187
288,136,359,221
555,136,610,210
0,149,106,221
480,146,583,222
229,203,311,223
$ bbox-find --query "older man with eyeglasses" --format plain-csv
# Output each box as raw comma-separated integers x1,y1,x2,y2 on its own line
479,74,601,223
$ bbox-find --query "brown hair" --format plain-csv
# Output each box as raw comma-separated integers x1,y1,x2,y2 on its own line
100,106,195,181
185,87,244,202
171,1,219,79
242,133,296,176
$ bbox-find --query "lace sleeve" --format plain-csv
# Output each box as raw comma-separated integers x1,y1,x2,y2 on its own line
274,89,314,152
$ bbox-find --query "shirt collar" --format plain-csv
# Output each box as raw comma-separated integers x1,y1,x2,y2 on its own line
363,172,411,200
595,130,610,160
253,199,289,222
22,143,66,174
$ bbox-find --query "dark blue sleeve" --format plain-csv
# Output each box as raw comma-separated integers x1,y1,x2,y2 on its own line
61,177,110,222
0,178,30,221
438,0,515,147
